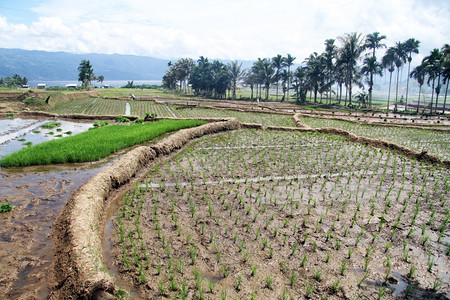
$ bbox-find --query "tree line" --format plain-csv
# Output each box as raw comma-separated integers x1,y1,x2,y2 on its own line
0,74,28,87
163,32,450,113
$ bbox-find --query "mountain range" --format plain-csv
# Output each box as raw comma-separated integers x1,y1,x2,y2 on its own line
0,48,172,81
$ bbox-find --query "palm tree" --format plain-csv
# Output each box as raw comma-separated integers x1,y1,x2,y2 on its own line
293,66,307,104
304,52,325,103
78,59,94,89
272,55,284,101
254,58,275,100
403,38,420,111
227,61,244,99
391,42,408,108
365,32,386,107
283,54,296,101
422,48,444,114
410,64,426,113
323,39,336,104
361,56,383,108
382,48,397,113
441,44,450,114
337,32,366,106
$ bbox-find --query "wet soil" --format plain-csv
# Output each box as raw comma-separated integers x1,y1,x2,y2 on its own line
0,163,111,299
111,129,449,299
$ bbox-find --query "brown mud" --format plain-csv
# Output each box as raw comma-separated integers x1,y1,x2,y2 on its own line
0,162,111,299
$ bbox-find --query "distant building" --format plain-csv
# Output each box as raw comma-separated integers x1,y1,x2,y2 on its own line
22,84,29,89
37,83,46,89
66,84,78,89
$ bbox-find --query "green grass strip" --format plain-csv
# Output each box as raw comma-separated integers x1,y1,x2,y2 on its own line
0,119,206,167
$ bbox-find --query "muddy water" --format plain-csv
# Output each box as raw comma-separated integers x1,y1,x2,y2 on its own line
0,118,94,158
0,162,113,298
0,118,110,298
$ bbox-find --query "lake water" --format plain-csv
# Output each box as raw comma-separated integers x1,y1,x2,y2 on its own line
27,80,162,88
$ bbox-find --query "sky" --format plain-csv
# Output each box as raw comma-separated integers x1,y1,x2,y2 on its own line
0,0,449,63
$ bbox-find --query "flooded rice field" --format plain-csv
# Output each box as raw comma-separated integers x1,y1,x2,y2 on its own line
0,118,108,298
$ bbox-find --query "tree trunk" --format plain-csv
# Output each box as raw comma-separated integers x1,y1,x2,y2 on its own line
430,78,435,114
395,68,400,105
369,72,373,108
417,85,422,113
405,61,412,111
387,71,393,113
443,80,449,114
435,75,441,113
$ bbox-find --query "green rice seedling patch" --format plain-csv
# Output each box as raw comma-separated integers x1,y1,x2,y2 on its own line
0,119,206,167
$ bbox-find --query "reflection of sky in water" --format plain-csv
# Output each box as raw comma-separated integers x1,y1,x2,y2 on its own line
0,119,93,158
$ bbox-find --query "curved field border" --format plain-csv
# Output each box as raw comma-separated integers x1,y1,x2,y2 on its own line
50,112,449,299
50,118,241,299
291,113,450,168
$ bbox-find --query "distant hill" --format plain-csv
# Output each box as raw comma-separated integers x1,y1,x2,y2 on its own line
0,48,171,81
0,48,260,83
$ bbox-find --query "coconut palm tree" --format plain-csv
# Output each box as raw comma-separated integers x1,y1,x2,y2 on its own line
292,66,307,104
337,32,366,106
272,55,284,101
323,39,336,104
227,61,244,99
391,42,408,108
283,54,296,101
361,56,383,108
78,59,94,89
304,52,325,103
410,64,426,113
382,48,397,113
403,38,420,111
422,48,444,114
364,32,386,107
441,44,450,114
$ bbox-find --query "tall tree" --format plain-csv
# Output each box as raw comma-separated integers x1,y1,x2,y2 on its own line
283,54,296,101
337,32,366,106
78,60,94,89
391,42,408,108
364,32,386,107
292,66,307,104
323,39,336,104
272,55,284,101
403,38,420,111
422,48,444,114
410,64,426,113
361,56,383,108
227,60,244,99
304,52,325,103
382,48,397,113
441,44,450,114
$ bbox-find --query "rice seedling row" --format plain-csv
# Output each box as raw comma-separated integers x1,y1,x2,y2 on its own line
47,97,96,114
129,101,175,118
83,98,126,115
113,129,449,299
302,117,450,161
170,106,230,119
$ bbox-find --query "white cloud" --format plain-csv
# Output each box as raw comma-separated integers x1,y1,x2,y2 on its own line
0,0,448,62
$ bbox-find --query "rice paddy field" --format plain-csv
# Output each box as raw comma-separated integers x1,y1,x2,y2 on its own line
2,93,449,299
113,129,449,299
301,118,450,161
